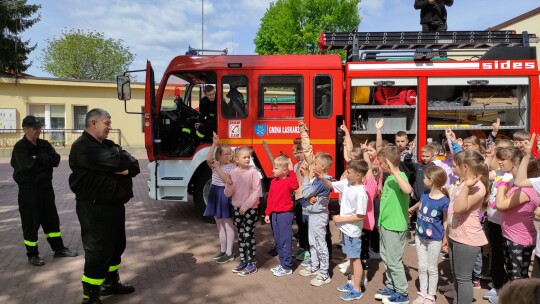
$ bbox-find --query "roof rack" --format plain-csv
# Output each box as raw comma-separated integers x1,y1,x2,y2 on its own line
318,31,539,62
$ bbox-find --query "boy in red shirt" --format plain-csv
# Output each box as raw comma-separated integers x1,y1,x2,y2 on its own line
265,155,299,276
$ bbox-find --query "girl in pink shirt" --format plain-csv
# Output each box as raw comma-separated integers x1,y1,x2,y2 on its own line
448,150,489,304
496,157,540,282
224,146,261,276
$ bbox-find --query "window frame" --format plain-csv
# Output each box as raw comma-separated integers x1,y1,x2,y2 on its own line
313,74,333,118
257,75,304,119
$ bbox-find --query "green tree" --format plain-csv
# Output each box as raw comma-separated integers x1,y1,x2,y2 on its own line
40,29,134,80
254,0,360,55
0,0,41,73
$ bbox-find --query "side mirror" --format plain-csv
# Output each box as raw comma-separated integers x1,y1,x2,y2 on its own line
117,75,131,101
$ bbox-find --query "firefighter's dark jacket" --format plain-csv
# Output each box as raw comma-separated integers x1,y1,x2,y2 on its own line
69,131,140,203
11,136,60,185
414,0,453,26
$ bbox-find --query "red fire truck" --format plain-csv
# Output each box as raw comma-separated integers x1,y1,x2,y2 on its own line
117,30,540,220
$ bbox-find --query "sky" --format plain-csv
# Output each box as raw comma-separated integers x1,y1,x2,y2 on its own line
21,0,540,81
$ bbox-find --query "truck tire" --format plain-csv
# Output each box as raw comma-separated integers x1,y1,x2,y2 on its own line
193,166,214,224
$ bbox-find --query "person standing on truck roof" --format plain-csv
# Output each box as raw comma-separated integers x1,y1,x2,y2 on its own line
414,0,453,32
69,108,140,304
10,115,79,266
178,85,217,156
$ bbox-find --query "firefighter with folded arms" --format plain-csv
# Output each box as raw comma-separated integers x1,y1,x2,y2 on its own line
11,115,78,266
69,108,140,304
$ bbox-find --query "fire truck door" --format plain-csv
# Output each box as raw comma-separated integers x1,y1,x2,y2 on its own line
219,72,253,146
252,73,309,176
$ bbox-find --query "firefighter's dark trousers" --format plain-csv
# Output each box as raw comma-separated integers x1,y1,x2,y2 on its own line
76,199,126,286
18,183,65,257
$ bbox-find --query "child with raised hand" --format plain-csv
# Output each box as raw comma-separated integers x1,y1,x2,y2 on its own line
492,150,538,304
512,133,540,280
224,146,262,276
374,146,413,304
447,149,489,304
264,155,299,277
483,146,522,300
408,166,449,304
205,132,236,264
315,159,369,301
299,152,333,287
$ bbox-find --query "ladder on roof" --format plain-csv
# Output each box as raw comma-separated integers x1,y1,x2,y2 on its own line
318,31,539,62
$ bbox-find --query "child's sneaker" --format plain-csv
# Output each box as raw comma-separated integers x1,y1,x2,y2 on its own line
483,288,498,299
273,266,292,277
337,283,353,293
231,261,247,273
237,263,257,276
301,258,312,267
338,260,350,270
472,280,481,289
299,266,319,276
293,247,305,257
374,287,396,300
411,292,425,304
438,283,453,292
423,295,435,304
270,265,283,274
382,293,409,304
215,253,234,264
340,289,363,301
310,273,331,286
443,290,454,299
296,251,310,261
488,296,498,304
340,264,351,275
212,251,225,260
361,276,368,287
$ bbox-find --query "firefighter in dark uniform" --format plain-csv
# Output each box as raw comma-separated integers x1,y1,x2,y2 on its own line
177,84,217,156
10,115,78,266
69,109,140,304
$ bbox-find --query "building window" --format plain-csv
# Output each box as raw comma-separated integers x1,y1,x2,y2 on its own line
258,75,303,119
73,106,87,130
314,75,332,118
28,104,45,125
222,75,248,118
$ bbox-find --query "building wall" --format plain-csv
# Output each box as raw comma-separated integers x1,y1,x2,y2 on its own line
498,15,540,64
0,77,145,148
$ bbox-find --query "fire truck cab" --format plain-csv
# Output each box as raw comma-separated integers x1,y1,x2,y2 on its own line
118,30,539,221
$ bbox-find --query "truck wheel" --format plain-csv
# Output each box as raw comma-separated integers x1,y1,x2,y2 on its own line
193,166,214,224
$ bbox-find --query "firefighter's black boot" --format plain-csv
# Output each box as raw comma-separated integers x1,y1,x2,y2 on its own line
179,138,200,157
82,282,101,304
100,270,135,296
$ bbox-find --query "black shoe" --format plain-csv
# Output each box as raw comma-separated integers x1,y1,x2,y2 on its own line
82,282,102,304
54,247,79,258
28,255,45,266
100,282,135,296
178,145,197,157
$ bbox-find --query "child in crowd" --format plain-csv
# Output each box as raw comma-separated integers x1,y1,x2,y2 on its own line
514,134,540,281
513,130,540,158
448,150,489,304
374,146,413,304
316,159,369,301
205,132,236,264
408,166,449,304
299,152,334,286
483,147,521,300
224,146,262,276
292,143,310,260
492,152,539,304
265,155,299,277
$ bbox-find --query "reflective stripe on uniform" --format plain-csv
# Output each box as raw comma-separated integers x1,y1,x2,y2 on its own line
45,232,61,238
196,130,205,138
82,275,105,286
108,264,120,272
24,240,37,247
182,128,191,134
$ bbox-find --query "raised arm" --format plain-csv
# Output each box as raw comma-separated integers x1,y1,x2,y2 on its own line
341,122,354,162
387,159,413,194
206,132,219,165
515,133,535,187
453,176,484,213
375,119,384,151
299,121,314,166
261,139,275,165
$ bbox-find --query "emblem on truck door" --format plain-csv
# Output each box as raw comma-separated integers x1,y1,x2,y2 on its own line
254,124,266,137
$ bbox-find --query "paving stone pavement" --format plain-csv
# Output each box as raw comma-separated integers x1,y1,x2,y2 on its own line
0,155,494,304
